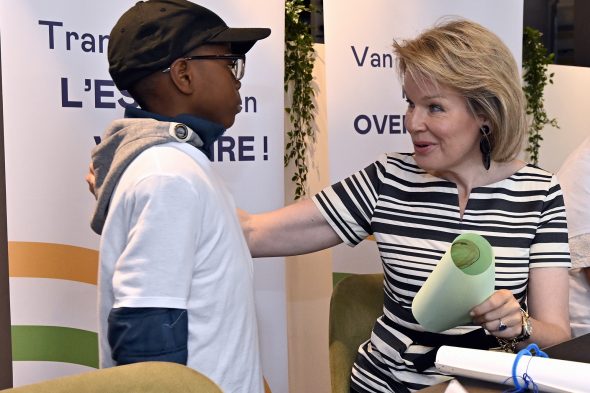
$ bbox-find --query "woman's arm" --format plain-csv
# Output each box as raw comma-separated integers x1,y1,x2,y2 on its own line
525,266,571,347
471,267,571,350
239,199,342,257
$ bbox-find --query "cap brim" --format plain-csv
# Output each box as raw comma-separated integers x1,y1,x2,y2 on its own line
209,27,271,54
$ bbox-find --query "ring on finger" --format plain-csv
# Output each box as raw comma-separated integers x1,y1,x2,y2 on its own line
498,319,507,331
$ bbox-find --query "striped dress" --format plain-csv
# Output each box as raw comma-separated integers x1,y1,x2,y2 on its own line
313,153,570,392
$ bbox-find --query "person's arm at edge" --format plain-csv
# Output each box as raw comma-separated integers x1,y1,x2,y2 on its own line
86,161,97,198
239,198,342,257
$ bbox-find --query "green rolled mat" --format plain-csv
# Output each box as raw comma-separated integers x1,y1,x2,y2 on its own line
412,233,495,332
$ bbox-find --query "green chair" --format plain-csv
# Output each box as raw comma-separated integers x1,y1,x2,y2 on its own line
2,362,223,393
329,273,385,393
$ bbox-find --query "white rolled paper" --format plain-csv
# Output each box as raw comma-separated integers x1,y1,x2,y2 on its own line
435,345,590,393
412,233,495,332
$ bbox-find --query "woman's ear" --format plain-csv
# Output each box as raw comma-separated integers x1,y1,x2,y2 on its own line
168,59,194,95
477,115,490,130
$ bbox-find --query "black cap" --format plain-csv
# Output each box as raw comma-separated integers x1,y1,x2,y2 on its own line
108,0,271,90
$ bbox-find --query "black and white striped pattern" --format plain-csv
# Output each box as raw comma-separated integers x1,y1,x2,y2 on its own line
314,153,570,392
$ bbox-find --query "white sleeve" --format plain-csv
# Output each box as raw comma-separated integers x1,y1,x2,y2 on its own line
570,234,590,269
112,173,202,309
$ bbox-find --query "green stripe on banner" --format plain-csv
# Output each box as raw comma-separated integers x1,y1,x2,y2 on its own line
11,326,98,368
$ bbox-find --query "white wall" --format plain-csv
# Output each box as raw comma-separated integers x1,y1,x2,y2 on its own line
537,65,590,173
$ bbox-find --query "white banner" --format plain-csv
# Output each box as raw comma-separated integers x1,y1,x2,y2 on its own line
323,0,524,274
0,1,286,391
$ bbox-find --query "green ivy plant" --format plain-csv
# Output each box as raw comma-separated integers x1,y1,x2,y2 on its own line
522,26,558,166
284,0,316,199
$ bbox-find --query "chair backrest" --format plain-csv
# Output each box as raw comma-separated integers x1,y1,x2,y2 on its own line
3,362,223,393
329,273,385,393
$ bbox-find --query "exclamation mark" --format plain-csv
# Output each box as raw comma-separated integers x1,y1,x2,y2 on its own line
263,136,268,160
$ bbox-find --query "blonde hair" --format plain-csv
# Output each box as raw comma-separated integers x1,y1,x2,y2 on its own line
393,18,526,162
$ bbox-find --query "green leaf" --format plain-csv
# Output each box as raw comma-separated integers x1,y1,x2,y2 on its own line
522,26,558,164
284,0,316,200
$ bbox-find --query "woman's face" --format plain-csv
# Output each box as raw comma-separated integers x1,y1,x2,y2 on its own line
404,73,485,179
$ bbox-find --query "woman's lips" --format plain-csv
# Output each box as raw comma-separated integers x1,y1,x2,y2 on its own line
413,142,435,154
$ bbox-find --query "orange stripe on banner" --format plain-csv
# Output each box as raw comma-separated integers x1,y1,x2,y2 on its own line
8,242,98,285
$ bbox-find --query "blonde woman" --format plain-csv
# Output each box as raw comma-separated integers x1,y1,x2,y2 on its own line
241,19,571,392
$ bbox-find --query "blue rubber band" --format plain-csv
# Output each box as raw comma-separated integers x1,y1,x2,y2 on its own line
510,343,548,392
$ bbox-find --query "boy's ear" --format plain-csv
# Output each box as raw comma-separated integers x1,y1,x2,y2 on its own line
168,59,194,95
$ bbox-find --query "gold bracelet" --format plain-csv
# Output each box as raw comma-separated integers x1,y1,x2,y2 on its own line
516,308,533,341
496,337,518,353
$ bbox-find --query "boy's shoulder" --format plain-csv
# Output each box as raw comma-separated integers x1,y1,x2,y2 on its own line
125,142,211,184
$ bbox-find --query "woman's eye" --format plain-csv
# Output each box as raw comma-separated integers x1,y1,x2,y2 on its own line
429,104,443,112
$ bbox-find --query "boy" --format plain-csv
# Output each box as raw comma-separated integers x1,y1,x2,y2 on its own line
89,1,270,392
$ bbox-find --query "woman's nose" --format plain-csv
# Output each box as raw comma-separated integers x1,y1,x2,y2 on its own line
405,109,426,133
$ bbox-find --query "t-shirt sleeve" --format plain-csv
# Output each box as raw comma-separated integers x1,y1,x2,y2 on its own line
312,155,386,246
529,175,571,269
112,173,202,309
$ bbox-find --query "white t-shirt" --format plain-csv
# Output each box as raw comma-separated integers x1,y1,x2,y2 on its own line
98,141,263,393
558,136,590,337
567,234,590,337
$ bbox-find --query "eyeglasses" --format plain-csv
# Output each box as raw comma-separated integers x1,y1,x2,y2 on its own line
162,54,246,81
